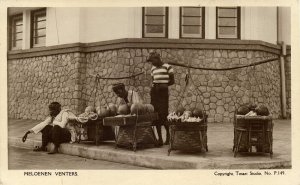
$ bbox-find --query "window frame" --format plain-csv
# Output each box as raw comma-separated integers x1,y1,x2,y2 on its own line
9,13,23,50
30,8,47,48
142,7,169,38
180,7,205,39
216,7,241,39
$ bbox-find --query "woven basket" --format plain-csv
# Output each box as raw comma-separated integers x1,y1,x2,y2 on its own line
168,120,208,152
116,126,157,147
234,114,273,153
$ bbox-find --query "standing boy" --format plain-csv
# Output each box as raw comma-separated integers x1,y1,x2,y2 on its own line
148,51,174,146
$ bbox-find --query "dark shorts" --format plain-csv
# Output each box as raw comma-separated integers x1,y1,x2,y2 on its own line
151,84,169,124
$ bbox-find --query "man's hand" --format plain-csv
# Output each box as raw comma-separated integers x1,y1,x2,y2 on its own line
22,131,30,142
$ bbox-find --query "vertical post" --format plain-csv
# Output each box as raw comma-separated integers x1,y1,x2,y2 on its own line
280,42,287,119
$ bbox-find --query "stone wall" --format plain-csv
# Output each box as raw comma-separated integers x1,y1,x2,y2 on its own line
8,53,84,119
84,49,281,123
7,39,285,122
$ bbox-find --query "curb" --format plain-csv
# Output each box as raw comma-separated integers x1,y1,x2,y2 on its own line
8,137,291,169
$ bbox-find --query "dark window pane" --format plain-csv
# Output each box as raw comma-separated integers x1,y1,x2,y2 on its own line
15,40,22,48
146,15,164,24
145,7,164,15
35,13,46,21
14,19,23,26
182,17,201,25
37,21,46,29
34,36,45,45
219,27,236,35
218,18,237,26
15,25,23,32
183,26,201,34
14,32,23,40
218,8,237,17
34,28,46,37
182,7,201,16
146,25,164,33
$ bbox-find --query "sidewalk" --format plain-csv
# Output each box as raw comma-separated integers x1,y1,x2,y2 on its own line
8,119,291,169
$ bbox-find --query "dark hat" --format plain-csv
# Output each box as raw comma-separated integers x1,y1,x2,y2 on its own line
147,51,161,62
112,83,125,91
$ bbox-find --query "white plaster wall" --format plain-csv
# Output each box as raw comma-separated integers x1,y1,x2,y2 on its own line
243,7,277,44
278,7,291,45
81,7,137,43
9,7,291,48
205,7,216,39
169,7,179,39
46,8,80,46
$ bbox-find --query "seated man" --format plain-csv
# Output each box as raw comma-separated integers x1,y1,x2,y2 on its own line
112,83,143,106
22,102,76,154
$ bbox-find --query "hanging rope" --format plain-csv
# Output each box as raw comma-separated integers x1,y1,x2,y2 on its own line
89,71,144,80
168,57,278,71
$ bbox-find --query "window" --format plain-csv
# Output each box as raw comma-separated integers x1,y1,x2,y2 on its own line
31,8,46,47
142,7,168,38
9,14,23,50
180,7,205,38
216,7,240,39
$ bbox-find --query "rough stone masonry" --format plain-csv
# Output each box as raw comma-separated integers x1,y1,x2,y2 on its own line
8,48,282,123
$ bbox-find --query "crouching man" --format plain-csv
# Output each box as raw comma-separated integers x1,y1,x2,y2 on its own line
22,102,76,154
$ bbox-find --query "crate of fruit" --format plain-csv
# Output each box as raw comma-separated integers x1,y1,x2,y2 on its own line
167,108,208,155
233,104,273,156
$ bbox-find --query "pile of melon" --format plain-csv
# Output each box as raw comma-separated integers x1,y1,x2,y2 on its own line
237,103,270,116
96,103,155,118
167,107,204,122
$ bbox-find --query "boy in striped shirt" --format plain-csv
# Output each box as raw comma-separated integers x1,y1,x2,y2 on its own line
148,52,174,146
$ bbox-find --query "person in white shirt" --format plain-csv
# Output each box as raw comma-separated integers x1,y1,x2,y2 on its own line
22,102,76,154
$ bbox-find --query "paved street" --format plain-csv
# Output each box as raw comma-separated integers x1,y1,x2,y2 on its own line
8,119,291,169
8,146,149,170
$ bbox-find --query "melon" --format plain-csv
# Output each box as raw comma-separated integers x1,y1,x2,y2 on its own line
192,108,203,118
130,103,144,115
117,104,130,115
144,104,155,113
108,103,118,116
237,106,250,115
96,106,110,118
175,107,185,116
85,106,96,113
247,103,257,111
255,105,270,116
183,110,193,118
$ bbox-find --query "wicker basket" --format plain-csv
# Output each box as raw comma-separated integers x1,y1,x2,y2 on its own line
233,114,273,156
103,113,159,151
167,119,208,155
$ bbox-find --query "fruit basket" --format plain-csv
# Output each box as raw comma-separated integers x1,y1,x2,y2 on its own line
233,104,273,158
103,112,159,151
166,110,208,156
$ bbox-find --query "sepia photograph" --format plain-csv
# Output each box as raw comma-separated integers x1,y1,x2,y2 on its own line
1,1,299,185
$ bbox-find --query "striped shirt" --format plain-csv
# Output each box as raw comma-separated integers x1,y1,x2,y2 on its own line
151,63,174,84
